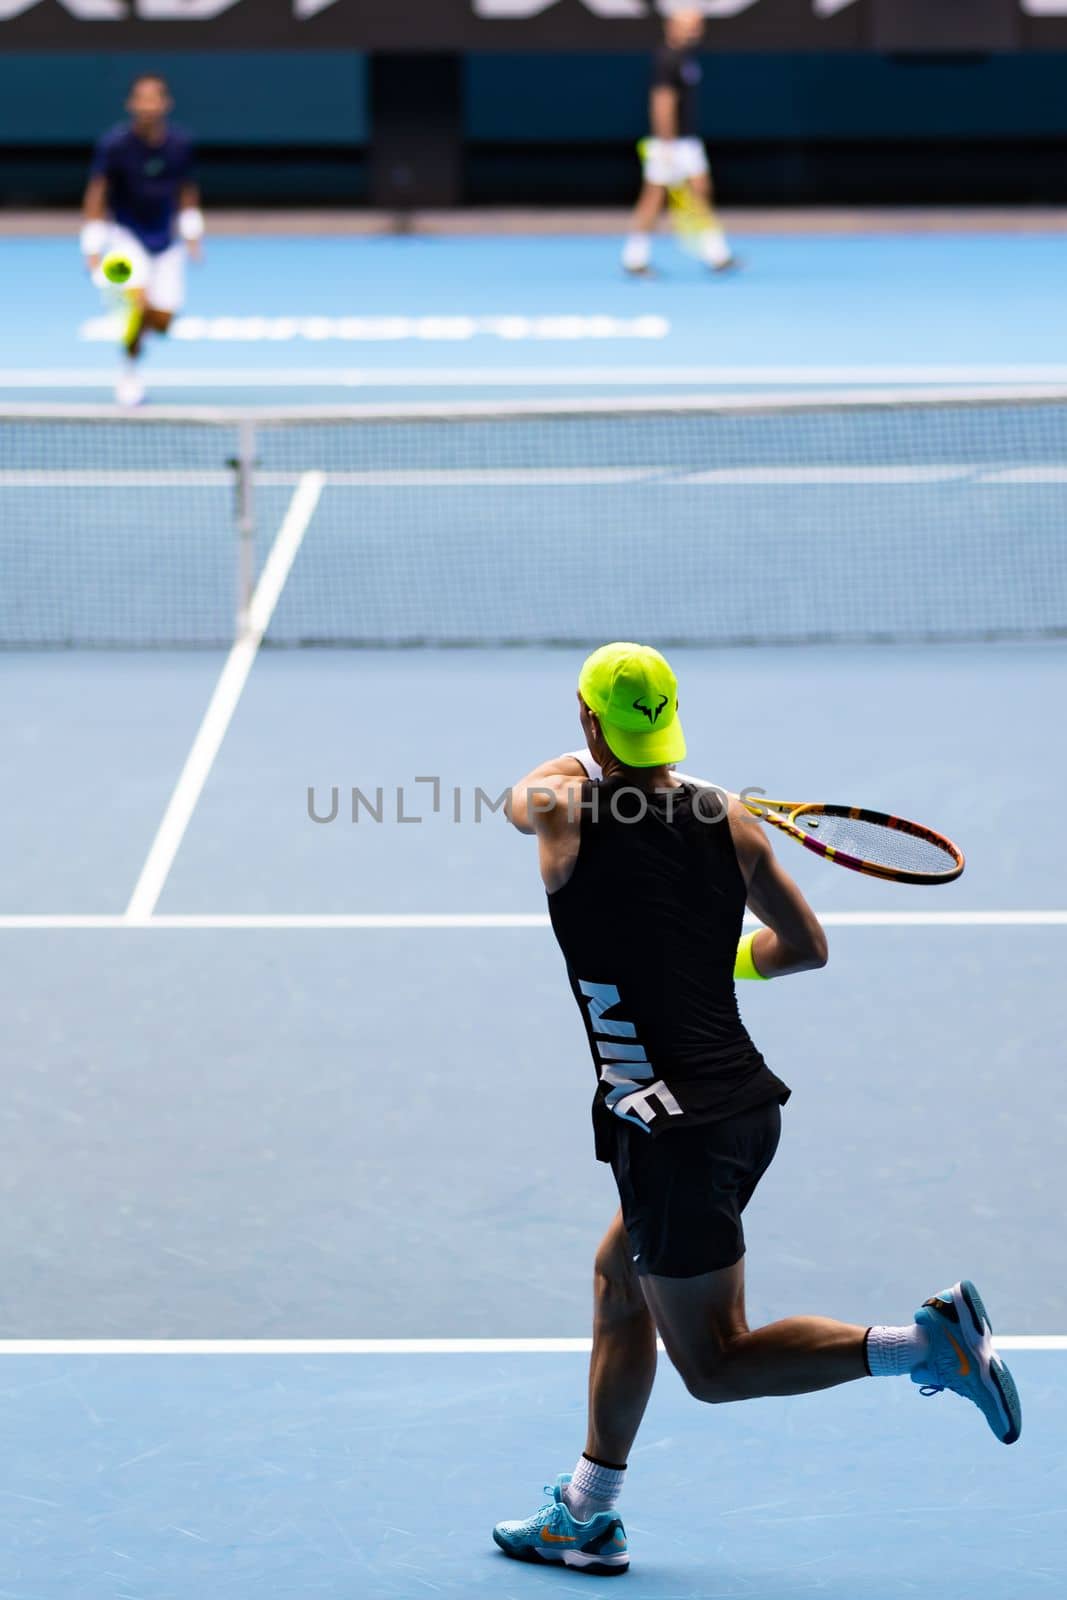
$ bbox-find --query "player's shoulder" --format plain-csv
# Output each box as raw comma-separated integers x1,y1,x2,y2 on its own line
530,773,585,833
678,783,763,848
166,122,195,153
96,122,131,153
724,793,772,876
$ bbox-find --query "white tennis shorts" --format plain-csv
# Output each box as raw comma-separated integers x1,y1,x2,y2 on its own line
641,137,709,187
108,224,186,313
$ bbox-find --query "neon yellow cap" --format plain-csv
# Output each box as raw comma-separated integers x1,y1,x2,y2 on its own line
578,641,686,768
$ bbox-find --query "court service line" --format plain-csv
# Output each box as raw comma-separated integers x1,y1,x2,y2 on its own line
0,1336,1059,1355
123,471,325,923
2,912,1067,931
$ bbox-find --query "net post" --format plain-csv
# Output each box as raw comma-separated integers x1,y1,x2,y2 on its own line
233,418,256,638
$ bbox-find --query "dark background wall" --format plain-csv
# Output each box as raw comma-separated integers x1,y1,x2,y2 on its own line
3,50,1067,207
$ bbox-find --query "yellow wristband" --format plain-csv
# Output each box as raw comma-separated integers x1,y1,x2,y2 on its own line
733,930,767,981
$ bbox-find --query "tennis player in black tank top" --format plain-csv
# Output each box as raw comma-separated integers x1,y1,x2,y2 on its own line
549,775,790,1158
492,642,1021,1577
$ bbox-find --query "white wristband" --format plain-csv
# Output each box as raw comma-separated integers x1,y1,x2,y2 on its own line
178,207,204,243
80,220,109,258
566,749,602,782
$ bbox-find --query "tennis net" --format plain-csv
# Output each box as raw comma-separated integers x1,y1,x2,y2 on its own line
2,389,1066,648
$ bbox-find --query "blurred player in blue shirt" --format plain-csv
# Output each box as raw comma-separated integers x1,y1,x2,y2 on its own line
81,73,203,407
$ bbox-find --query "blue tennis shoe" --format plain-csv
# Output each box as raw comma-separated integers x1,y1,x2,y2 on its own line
493,1474,629,1576
913,1279,1021,1444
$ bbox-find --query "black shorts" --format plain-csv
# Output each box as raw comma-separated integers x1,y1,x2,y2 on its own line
605,1099,782,1279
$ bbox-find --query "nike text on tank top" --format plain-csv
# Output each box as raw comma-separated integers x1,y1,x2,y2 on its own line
547,779,791,1160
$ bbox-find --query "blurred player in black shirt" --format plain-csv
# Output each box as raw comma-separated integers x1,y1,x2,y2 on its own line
622,9,735,276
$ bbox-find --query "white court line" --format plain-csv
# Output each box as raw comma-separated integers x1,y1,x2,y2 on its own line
0,467,660,489
0,1336,1059,1355
6,465,1067,488
0,471,236,487
9,364,1067,389
680,466,993,485
123,471,325,923
2,912,1067,931
5,387,1067,425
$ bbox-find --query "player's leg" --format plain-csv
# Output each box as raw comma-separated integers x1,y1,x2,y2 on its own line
621,1100,867,1399
118,243,185,405
685,153,736,271
123,288,148,356
622,183,667,275
491,1211,650,1577
142,242,185,341
638,1103,1020,1442
630,180,667,237
623,139,671,275
642,1255,869,1402
645,1259,1021,1441
106,227,150,406
580,1209,658,1480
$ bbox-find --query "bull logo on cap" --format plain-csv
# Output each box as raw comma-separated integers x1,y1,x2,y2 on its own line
633,694,669,725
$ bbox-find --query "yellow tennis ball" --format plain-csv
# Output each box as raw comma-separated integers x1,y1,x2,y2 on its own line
101,251,134,286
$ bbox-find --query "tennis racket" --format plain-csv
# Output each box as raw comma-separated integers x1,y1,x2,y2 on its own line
92,266,143,348
636,138,722,257
740,795,964,886
664,181,722,256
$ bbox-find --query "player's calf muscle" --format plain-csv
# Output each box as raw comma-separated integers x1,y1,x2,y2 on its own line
593,1226,646,1324
593,1265,647,1329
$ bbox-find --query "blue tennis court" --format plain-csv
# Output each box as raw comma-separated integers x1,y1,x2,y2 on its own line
5,227,1067,405
7,1351,1065,1598
3,217,1066,1598
3,639,1066,1596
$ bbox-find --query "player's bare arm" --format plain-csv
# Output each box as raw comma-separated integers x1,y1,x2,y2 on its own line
80,175,108,272
506,754,590,835
526,773,586,894
179,181,203,261
727,797,828,977
82,175,108,224
650,84,678,141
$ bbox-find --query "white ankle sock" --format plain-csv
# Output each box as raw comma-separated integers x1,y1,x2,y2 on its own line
622,233,651,271
866,1324,930,1378
563,1454,626,1521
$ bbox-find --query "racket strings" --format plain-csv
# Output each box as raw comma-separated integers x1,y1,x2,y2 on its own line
798,813,958,875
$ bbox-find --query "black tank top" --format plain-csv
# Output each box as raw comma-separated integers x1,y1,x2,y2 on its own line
547,778,790,1160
